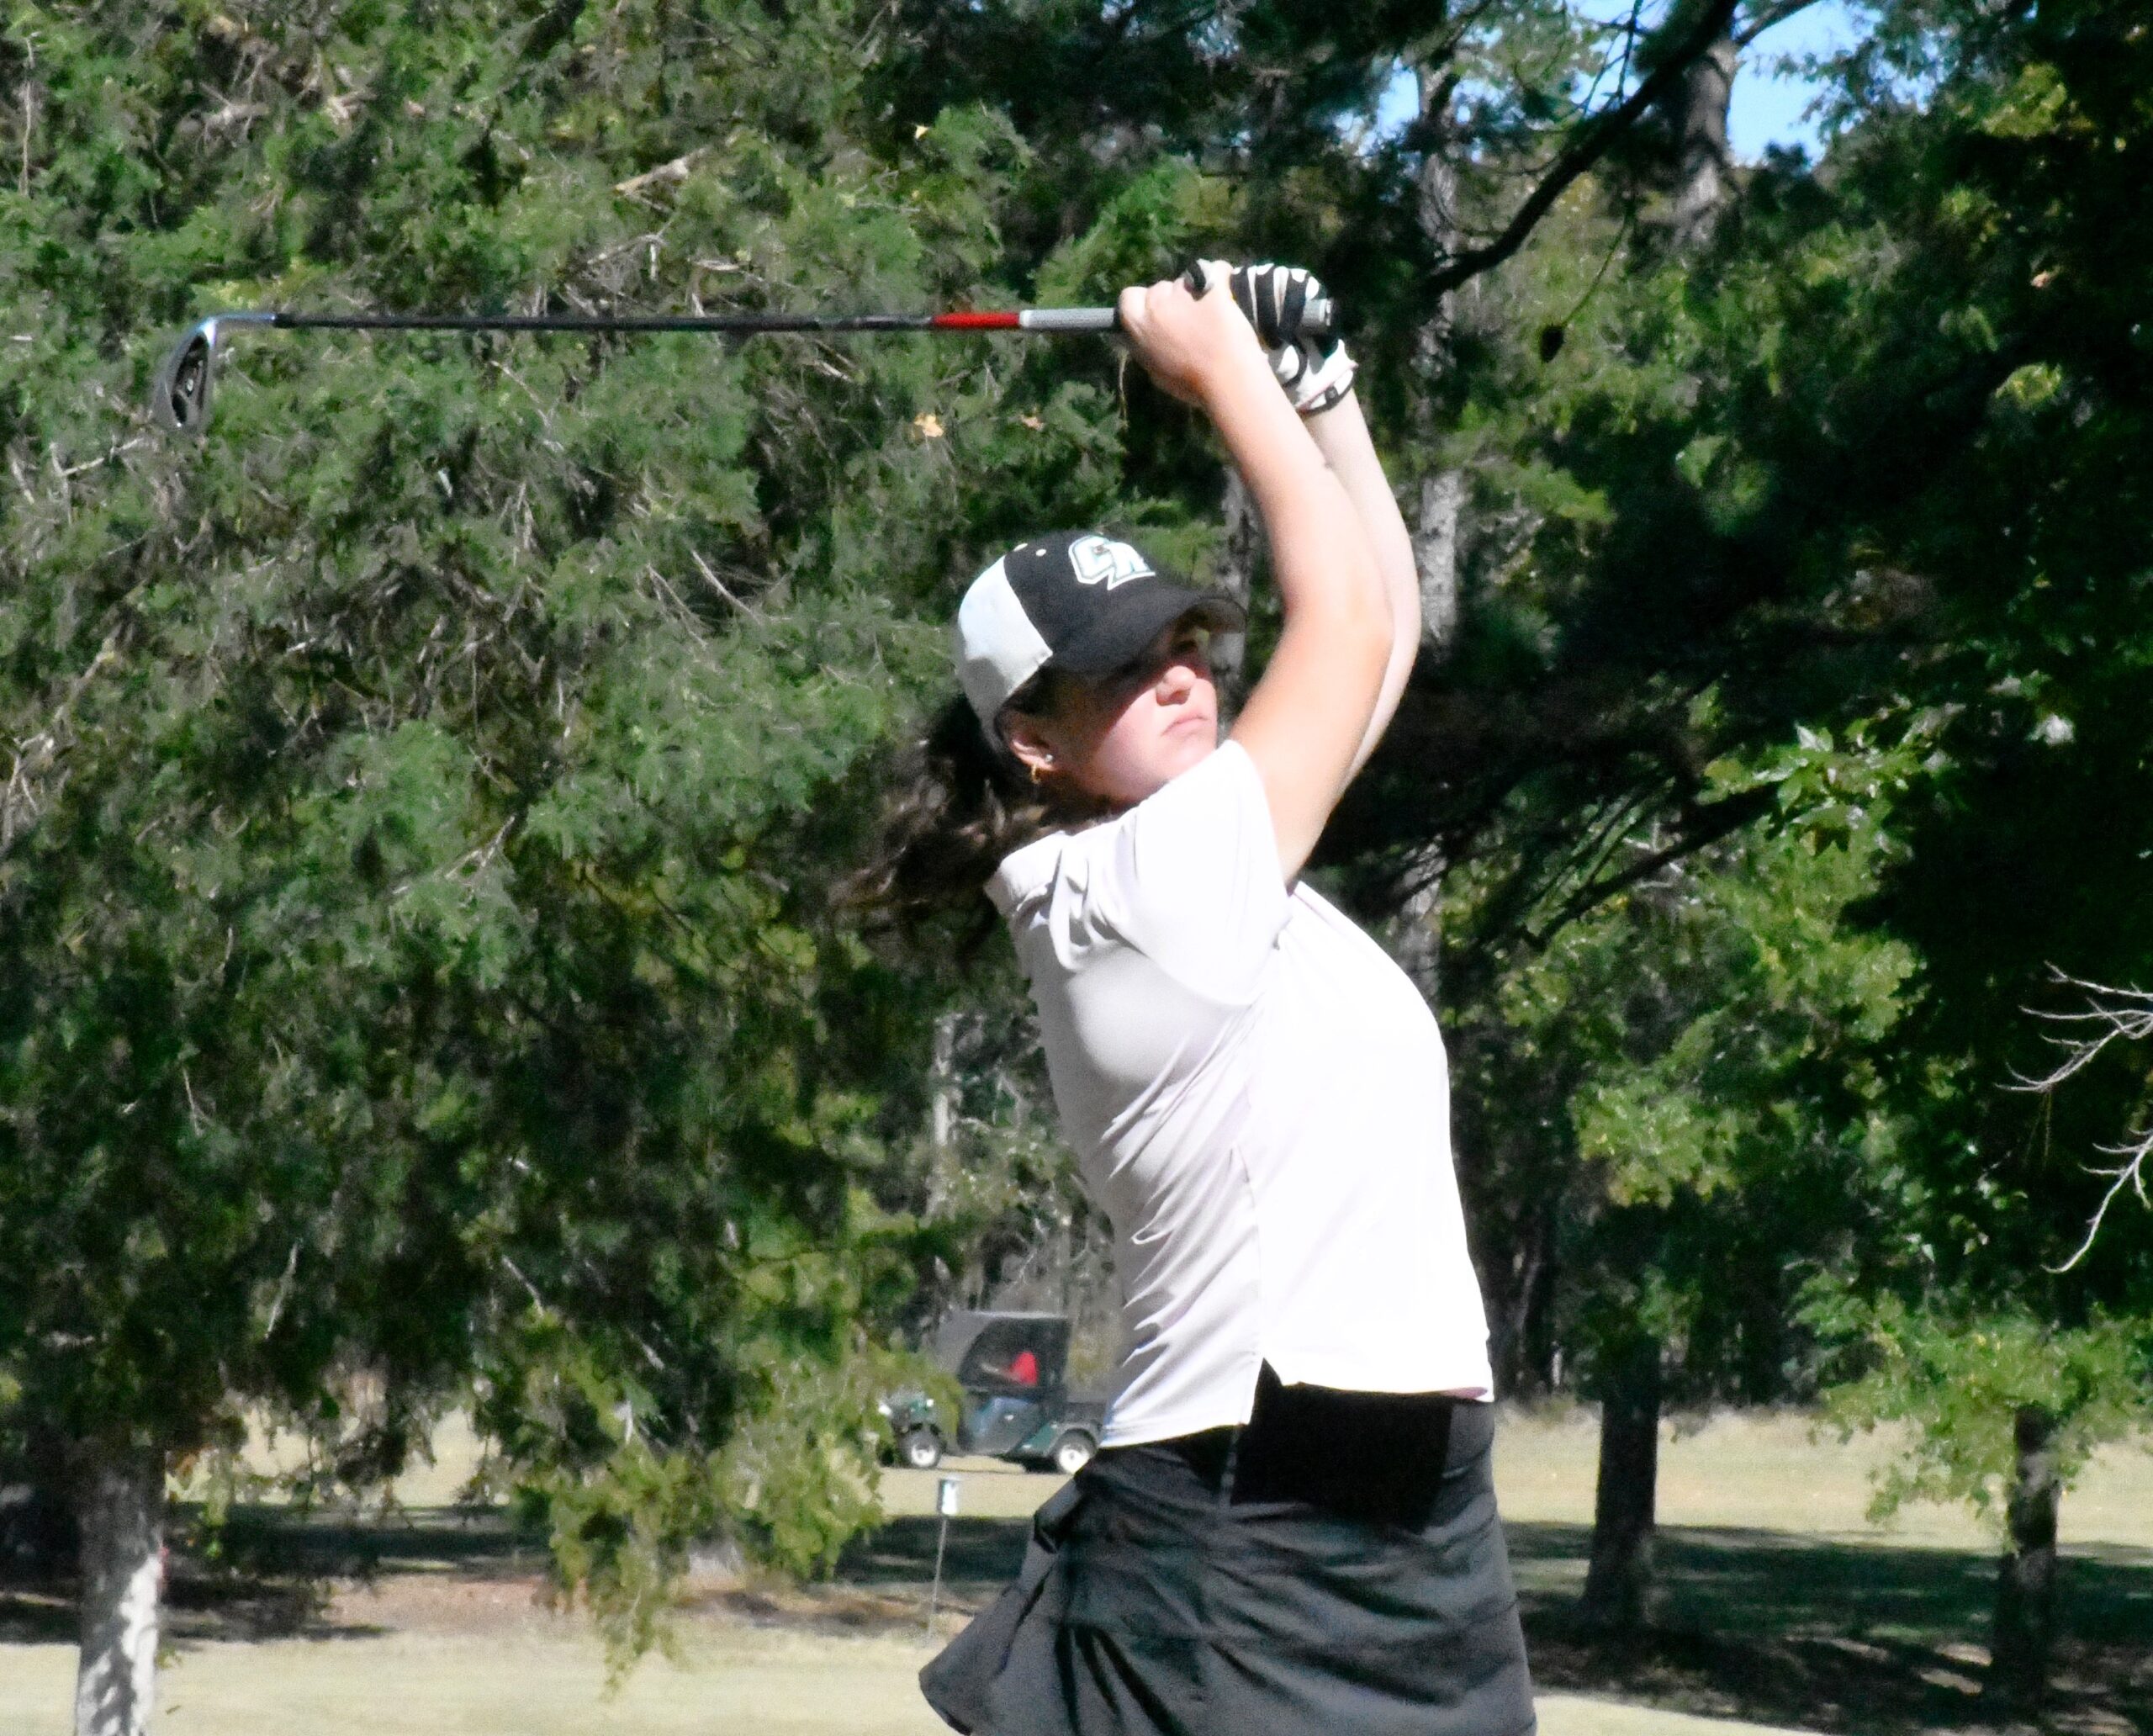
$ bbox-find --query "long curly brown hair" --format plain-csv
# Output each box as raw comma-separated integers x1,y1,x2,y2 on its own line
841,676,1103,955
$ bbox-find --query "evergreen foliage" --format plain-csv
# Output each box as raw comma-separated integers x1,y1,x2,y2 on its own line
0,0,1156,1669
2,0,2149,1716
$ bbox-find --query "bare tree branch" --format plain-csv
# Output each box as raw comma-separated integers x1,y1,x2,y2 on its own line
2047,1136,2153,1274
1734,0,1824,50
2015,970,2153,1090
1427,0,1744,297
2012,969,2153,1270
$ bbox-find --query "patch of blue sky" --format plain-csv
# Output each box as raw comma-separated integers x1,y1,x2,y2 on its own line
1731,1,1866,161
1368,1,1871,162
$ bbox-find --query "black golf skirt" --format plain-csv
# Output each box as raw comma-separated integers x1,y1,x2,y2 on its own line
921,1368,1537,1736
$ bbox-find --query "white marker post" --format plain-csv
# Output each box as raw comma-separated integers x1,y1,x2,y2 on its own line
926,1474,961,1640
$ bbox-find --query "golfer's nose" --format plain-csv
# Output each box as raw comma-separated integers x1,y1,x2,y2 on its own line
1157,648,1207,699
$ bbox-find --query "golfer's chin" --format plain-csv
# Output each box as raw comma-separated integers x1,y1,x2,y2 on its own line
1093,719,1231,809
1147,725,1219,790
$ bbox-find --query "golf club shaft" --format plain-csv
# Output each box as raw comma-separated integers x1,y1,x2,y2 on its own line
151,276,1335,436
251,307,1121,335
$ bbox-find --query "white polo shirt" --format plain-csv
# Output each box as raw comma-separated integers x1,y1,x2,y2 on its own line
988,740,1494,1448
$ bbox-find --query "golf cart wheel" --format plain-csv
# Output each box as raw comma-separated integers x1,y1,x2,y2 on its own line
1050,1431,1097,1476
900,1428,944,1470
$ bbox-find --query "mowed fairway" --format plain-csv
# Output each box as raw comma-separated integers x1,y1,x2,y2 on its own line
0,1629,1832,1736
2,1409,2147,1736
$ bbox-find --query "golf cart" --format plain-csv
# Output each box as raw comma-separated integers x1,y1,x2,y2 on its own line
880,1310,1103,1475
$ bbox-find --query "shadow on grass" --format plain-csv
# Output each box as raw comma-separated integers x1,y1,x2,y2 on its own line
218,1503,535,1575
8,1499,2147,1733
0,1575,363,1648
838,1514,1030,1601
1531,1522,2151,1733
0,1589,72,1645
1,1501,544,1648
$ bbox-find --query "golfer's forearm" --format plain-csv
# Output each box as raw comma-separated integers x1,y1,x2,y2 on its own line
1308,394,1418,652
1203,359,1389,646
1307,393,1420,775
1203,354,1388,875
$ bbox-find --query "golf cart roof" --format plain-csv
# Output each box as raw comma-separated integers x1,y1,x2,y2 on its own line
929,1311,1071,1384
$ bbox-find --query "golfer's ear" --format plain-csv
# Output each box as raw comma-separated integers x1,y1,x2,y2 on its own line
1001,712,1055,777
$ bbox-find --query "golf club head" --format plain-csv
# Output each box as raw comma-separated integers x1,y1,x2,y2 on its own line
150,314,274,438
150,318,220,437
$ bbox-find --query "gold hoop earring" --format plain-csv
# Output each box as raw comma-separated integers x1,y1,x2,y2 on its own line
1029,762,1047,786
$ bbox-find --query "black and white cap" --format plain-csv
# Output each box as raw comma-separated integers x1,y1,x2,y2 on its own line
955,531,1246,726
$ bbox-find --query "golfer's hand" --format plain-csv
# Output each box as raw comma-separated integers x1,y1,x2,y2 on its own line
1117,262,1272,410
1227,263,1356,415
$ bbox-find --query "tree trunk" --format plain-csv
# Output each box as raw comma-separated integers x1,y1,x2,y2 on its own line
1985,1405,2060,1718
1411,56,1466,659
1380,50,1468,1002
928,1009,960,1158
1412,470,1464,655
72,1447,163,1736
1582,1337,1663,1631
1211,467,1260,696
1670,29,1739,248
1492,1200,1558,1394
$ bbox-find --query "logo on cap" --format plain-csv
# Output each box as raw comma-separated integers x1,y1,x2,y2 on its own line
1067,535,1154,590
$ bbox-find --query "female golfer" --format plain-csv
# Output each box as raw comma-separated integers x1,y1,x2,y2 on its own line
865,263,1534,1736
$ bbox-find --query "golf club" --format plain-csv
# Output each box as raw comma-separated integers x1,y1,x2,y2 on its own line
148,270,1334,438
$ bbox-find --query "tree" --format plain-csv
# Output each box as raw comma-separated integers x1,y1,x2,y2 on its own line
1443,722,1919,1628
1679,0,2153,1706
1323,0,2153,1686
0,3,1135,1727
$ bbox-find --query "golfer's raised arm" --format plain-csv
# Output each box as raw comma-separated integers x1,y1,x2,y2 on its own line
1306,391,1419,777
1118,275,1389,881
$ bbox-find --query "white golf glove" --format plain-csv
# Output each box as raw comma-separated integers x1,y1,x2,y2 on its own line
1196,260,1357,415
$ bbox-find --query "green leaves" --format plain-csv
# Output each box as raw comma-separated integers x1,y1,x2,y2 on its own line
1448,726,1921,1400
1808,1294,2153,1532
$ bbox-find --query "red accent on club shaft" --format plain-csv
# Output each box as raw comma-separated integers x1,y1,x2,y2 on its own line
929,310,1024,330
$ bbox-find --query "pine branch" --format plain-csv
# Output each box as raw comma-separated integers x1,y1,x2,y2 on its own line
1426,0,1745,297
2,632,125,859
1523,782,1775,950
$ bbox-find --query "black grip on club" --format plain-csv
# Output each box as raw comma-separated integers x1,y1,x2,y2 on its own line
1180,262,1336,345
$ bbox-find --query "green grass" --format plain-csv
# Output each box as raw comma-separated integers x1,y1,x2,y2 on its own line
4,1408,2147,1736
0,1633,1828,1736
1484,1406,2153,1550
